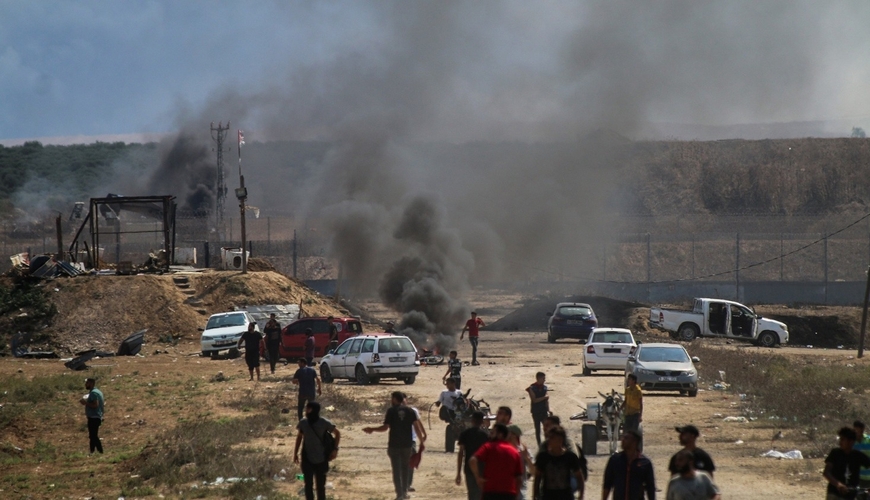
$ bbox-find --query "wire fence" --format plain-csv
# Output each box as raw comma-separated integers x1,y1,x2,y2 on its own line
5,214,870,284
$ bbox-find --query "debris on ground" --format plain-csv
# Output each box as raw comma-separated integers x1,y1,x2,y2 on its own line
761,450,803,459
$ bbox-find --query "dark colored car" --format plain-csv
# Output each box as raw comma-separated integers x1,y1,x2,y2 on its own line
546,302,598,343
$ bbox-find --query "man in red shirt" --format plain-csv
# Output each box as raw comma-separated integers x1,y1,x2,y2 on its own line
469,423,523,500
460,311,486,366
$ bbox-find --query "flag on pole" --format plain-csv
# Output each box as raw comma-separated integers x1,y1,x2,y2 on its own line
238,130,245,147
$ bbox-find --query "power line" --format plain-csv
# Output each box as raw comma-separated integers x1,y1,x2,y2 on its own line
506,211,870,285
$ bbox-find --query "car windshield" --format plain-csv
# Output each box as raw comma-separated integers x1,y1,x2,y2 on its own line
206,314,247,330
558,306,591,317
591,331,633,344
638,347,689,363
378,337,415,353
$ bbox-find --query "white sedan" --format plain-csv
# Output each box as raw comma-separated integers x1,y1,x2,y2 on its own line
582,328,637,375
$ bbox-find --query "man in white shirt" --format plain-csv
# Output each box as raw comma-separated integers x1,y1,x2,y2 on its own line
435,377,464,452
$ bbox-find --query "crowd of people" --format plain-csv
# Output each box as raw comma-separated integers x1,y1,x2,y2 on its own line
193,311,870,500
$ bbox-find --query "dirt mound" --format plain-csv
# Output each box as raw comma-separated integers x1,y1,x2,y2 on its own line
13,270,350,355
487,295,646,332
756,305,862,349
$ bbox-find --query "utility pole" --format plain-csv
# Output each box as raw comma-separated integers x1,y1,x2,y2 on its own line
210,122,230,236
858,266,870,358
236,130,248,274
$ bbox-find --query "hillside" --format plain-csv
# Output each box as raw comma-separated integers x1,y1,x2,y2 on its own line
2,270,351,356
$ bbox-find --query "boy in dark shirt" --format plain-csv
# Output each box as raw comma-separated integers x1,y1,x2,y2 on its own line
825,426,870,499
534,425,584,500
292,358,321,420
237,323,263,381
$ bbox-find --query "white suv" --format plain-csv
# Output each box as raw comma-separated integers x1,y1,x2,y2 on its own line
200,311,259,358
320,334,420,385
582,328,637,375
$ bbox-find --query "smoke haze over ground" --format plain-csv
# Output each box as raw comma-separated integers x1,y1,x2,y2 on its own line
8,1,870,346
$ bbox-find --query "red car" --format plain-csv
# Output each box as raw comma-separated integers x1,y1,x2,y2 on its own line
277,316,362,360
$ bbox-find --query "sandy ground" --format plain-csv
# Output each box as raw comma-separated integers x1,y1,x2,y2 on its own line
318,329,826,500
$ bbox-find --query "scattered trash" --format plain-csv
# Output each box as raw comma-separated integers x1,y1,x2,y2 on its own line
295,474,304,481
324,405,336,412
761,450,803,459
738,393,747,400
718,370,726,381
838,345,844,349
839,387,847,392
723,416,747,423
211,372,228,382
117,330,146,356
65,349,97,371
734,440,744,445
711,383,729,391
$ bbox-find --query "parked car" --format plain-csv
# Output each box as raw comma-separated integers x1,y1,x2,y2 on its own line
319,334,420,385
200,311,259,358
277,316,362,361
582,328,637,375
625,343,699,397
649,297,788,347
547,302,598,343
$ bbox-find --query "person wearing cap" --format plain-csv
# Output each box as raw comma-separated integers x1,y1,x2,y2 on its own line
385,321,399,334
460,311,486,366
602,430,656,500
457,411,490,500
534,425,585,500
666,449,720,500
264,313,282,374
79,377,104,454
668,425,715,479
469,423,524,500
507,424,534,500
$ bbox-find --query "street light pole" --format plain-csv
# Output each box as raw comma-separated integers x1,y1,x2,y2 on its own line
236,129,248,274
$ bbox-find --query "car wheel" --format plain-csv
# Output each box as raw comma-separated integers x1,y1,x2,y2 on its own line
355,364,370,385
677,324,699,342
688,390,698,397
582,366,592,376
547,331,556,344
757,331,778,348
403,375,416,385
321,365,334,384
370,377,380,385
201,350,209,357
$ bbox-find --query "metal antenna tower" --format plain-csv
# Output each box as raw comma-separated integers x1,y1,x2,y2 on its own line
210,121,230,229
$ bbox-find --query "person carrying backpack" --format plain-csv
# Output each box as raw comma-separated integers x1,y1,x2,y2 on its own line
294,401,341,500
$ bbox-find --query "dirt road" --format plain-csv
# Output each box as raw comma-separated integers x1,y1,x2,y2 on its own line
328,330,825,500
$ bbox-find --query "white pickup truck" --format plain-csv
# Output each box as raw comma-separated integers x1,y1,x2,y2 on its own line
649,298,788,347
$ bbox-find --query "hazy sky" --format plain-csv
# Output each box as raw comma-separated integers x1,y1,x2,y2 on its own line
3,1,870,142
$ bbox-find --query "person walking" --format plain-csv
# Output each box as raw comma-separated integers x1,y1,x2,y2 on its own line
80,377,104,454
507,424,535,500
824,426,870,500
667,426,715,479
460,311,486,366
436,377,464,452
624,374,643,436
534,425,585,500
458,411,492,500
408,405,426,493
469,423,524,500
363,391,426,500
665,450,720,500
237,322,263,381
294,401,340,500
304,328,316,366
264,313,282,374
527,372,550,445
443,350,463,389
602,430,656,500
539,415,587,496
292,358,321,420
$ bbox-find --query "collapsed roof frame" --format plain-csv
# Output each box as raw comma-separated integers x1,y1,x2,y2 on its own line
68,195,177,271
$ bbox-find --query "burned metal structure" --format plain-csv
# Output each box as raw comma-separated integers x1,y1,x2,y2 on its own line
68,195,177,271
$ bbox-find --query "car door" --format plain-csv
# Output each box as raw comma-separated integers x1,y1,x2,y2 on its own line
330,340,353,377
706,301,729,336
729,304,757,338
281,319,314,358
341,339,364,378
